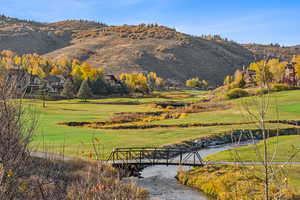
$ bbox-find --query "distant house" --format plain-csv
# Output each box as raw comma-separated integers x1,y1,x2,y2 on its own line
242,63,298,86
28,75,42,93
104,74,123,86
283,63,297,86
7,69,65,94
7,68,40,92
44,75,65,94
242,69,256,86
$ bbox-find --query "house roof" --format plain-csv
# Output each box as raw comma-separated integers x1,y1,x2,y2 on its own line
44,75,62,82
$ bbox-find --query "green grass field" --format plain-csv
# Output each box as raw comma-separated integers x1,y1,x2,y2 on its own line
206,135,300,162
27,90,300,159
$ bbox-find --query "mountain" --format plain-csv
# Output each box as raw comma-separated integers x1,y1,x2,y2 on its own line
291,45,300,50
0,15,256,85
242,44,300,61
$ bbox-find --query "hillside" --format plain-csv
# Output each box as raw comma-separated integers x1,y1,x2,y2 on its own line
242,43,300,61
0,16,255,85
291,45,300,50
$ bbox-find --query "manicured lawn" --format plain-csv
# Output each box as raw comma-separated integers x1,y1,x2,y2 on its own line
153,90,300,125
206,135,300,162
27,90,300,158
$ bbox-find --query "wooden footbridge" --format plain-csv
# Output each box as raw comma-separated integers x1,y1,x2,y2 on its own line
107,147,204,167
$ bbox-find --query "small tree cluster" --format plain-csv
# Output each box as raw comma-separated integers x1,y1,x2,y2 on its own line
224,57,300,90
223,70,245,90
185,78,208,90
120,72,165,94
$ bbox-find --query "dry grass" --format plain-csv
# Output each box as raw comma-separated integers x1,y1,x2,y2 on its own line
177,165,300,200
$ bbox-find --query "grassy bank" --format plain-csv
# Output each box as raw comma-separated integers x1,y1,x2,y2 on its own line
206,135,300,162
177,165,300,200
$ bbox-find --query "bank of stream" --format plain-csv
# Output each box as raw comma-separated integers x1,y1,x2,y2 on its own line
125,142,253,200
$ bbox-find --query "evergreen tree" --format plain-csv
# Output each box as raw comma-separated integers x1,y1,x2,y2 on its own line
77,80,92,101
61,79,74,99
90,78,108,95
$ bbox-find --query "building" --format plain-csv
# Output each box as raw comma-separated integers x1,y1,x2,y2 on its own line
44,75,65,94
242,69,256,86
242,62,298,86
7,68,65,94
283,63,297,86
104,74,123,86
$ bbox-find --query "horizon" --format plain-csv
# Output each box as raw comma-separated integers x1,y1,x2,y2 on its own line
1,0,300,46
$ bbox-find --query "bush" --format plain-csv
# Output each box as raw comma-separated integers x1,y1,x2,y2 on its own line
254,88,269,95
226,88,249,99
271,83,290,91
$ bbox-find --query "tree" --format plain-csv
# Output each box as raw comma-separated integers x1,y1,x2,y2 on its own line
90,78,108,95
37,82,49,108
224,75,233,86
249,60,273,87
230,70,246,88
202,80,209,89
0,70,37,199
292,55,300,78
120,73,149,94
186,78,203,89
268,59,287,83
77,80,92,101
61,79,74,99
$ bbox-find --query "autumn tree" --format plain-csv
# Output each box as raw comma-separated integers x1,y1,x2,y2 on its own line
224,75,234,86
268,59,287,83
292,55,300,78
147,72,165,91
202,80,209,89
120,73,149,94
186,78,200,89
249,60,273,87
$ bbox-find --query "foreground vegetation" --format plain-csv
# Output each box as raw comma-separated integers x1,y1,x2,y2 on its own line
177,165,300,200
0,73,147,200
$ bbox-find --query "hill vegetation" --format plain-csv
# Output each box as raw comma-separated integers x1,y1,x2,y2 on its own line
243,43,300,61
0,15,256,85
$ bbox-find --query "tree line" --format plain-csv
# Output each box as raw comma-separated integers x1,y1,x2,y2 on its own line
0,50,167,100
223,56,300,90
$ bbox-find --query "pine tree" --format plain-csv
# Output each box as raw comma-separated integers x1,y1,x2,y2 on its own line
61,79,74,99
77,80,92,101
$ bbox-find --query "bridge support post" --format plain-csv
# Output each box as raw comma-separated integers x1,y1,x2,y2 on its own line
179,151,182,165
193,153,196,165
139,151,142,164
166,149,169,166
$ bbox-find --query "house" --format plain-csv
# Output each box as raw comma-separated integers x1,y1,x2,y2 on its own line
7,68,40,92
104,74,123,86
282,63,297,86
43,75,65,94
7,69,65,94
242,62,298,86
242,69,256,86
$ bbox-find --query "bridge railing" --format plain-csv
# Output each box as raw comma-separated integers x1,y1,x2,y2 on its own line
107,147,204,166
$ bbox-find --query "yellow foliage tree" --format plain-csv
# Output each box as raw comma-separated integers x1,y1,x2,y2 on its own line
249,60,273,87
292,55,300,78
268,59,287,83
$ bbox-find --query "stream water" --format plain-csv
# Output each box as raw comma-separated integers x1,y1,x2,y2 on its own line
126,142,253,200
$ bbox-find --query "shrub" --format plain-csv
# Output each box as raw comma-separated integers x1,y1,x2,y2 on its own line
254,88,269,95
226,88,249,99
271,83,290,91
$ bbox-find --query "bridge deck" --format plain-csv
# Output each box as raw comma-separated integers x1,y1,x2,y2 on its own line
108,159,203,166
107,147,204,167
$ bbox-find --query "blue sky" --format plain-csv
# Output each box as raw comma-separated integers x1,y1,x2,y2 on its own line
1,0,299,45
